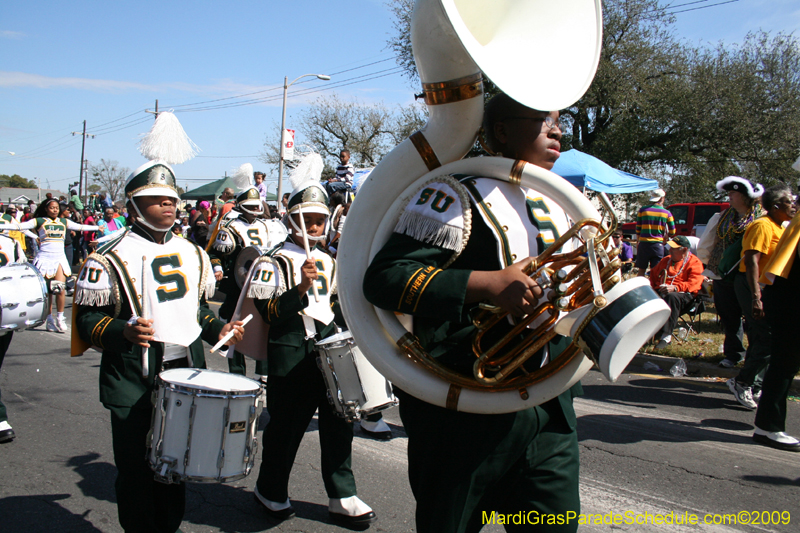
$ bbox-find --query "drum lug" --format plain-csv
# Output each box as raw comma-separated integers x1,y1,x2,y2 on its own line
217,449,225,471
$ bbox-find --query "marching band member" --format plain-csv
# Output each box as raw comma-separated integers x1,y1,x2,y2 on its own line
243,153,376,527
0,198,99,333
207,163,277,375
364,94,582,533
0,232,26,443
71,113,245,533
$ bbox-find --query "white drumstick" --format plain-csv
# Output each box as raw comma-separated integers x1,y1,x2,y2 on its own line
210,313,253,353
297,205,320,303
141,256,149,378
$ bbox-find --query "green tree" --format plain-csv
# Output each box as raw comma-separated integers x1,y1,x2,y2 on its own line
385,0,800,203
0,174,37,188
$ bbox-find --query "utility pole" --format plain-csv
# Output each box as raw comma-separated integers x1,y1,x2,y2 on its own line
71,120,95,206
145,99,159,120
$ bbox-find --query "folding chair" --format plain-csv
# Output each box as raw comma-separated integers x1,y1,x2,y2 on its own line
674,282,713,341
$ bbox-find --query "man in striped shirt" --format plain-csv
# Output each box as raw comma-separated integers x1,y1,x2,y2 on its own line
636,188,675,277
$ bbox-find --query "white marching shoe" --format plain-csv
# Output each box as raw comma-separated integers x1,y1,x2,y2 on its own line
329,496,377,527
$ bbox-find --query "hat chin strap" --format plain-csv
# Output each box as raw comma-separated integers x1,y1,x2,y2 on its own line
239,205,263,217
288,215,326,242
131,198,172,234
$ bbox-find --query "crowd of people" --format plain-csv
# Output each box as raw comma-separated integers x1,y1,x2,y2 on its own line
626,177,800,453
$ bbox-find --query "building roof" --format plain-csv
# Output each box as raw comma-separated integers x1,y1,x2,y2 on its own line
0,187,67,206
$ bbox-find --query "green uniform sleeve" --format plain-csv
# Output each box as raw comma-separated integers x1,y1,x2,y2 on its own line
76,304,135,354
253,286,309,326
364,233,471,322
199,296,226,344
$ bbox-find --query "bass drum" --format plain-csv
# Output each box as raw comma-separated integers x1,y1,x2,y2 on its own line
0,262,48,334
263,219,288,248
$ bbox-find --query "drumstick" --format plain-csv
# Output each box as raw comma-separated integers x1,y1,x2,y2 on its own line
296,205,320,303
210,313,253,353
141,256,149,378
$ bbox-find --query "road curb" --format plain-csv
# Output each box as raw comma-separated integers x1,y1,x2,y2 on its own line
629,352,800,394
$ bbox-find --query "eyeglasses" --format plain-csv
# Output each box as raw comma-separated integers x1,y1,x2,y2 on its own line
503,115,566,131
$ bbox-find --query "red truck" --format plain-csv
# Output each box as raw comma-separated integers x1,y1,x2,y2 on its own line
620,202,729,240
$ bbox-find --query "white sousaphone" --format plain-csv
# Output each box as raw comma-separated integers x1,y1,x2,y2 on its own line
337,0,669,414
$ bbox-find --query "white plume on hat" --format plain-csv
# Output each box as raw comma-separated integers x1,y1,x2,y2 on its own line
230,163,254,194
138,111,200,165
716,176,764,199
288,150,325,192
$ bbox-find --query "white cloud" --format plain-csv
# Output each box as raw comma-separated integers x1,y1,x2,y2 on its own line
0,30,25,39
0,71,158,92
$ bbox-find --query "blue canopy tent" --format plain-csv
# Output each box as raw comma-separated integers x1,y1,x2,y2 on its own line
551,150,658,193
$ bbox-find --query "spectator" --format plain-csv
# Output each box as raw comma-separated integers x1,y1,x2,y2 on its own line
81,208,95,259
96,207,126,237
20,206,32,223
69,189,84,211
98,193,113,209
281,193,290,212
59,204,75,267
254,171,268,201
326,149,355,196
612,231,634,273
697,176,764,369
649,235,705,349
191,200,211,248
727,184,796,410
635,188,675,277
753,210,800,451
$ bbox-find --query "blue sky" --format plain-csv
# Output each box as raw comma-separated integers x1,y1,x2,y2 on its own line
1,0,798,198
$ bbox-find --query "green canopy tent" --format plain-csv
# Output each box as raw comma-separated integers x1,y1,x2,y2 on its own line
181,176,234,201
181,176,278,202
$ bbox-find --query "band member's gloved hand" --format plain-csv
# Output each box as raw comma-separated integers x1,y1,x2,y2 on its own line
219,320,246,346
467,257,543,317
215,271,223,281
124,317,155,348
297,258,318,295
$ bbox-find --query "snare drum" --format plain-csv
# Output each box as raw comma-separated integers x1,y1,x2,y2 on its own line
0,263,48,333
315,331,398,421
148,368,264,484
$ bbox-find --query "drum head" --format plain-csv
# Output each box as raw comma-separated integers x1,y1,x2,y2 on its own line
234,246,268,289
159,368,261,393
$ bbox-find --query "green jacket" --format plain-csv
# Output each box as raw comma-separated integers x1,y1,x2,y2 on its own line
364,199,581,428
251,242,340,377
76,227,225,409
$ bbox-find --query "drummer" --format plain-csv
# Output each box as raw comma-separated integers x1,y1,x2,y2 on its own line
206,164,275,376
72,158,245,533
244,160,377,527
0,232,26,443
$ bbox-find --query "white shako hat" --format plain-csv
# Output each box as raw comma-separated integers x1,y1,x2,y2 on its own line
716,176,764,199
125,111,199,200
286,151,329,216
230,163,262,210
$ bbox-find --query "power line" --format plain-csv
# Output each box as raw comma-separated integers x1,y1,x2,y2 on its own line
667,0,740,15
175,66,405,113
160,56,396,111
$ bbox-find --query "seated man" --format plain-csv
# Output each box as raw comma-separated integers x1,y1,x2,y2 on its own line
612,231,634,273
649,235,705,349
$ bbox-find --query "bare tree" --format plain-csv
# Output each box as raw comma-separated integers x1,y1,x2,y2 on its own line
261,95,427,171
89,159,129,202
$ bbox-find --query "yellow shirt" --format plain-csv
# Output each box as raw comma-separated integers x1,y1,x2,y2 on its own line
739,216,783,274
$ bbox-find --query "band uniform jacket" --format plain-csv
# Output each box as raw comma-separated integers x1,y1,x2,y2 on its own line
72,225,225,409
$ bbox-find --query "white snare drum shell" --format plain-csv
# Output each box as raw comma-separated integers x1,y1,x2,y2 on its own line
149,368,263,483
0,263,48,332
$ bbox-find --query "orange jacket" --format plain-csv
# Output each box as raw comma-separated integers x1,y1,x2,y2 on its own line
649,252,705,294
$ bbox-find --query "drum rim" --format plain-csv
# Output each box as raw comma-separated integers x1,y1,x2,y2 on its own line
157,368,261,396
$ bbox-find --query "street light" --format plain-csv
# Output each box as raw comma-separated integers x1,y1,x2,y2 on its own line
277,73,331,213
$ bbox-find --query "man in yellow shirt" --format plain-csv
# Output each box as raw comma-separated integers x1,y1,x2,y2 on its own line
727,184,796,410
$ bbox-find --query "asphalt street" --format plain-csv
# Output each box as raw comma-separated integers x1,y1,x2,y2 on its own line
0,300,798,533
